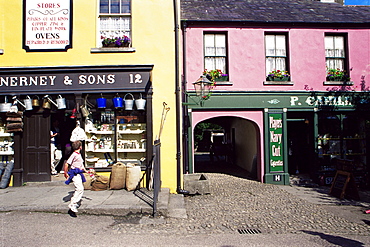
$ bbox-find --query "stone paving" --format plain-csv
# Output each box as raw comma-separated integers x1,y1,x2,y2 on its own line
110,173,370,236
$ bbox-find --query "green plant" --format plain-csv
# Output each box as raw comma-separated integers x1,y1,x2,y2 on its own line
203,69,228,81
101,35,131,47
326,67,350,81
267,70,290,78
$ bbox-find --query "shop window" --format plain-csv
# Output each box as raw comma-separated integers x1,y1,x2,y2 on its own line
83,93,147,171
98,0,131,48
317,113,368,188
265,33,289,78
204,33,228,80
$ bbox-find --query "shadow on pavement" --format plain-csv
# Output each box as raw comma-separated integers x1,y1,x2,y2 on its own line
302,230,365,247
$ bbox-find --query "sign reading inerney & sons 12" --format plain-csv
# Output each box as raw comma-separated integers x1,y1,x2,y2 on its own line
23,0,72,51
269,113,284,173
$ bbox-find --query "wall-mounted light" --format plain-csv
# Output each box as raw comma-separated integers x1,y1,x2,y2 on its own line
184,75,214,106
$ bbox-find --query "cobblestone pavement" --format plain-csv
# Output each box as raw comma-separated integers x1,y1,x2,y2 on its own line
110,173,370,236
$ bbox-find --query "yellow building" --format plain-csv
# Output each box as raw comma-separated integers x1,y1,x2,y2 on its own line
0,0,181,192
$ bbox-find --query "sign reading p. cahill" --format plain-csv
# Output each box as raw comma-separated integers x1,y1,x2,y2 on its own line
23,0,72,52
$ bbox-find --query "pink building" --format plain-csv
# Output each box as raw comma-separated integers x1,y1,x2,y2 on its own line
181,0,370,189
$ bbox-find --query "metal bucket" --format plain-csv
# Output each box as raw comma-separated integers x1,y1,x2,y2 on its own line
135,93,146,110
113,94,123,108
24,96,33,111
124,93,134,110
0,96,12,112
32,96,40,107
42,98,51,109
96,95,106,108
56,95,66,109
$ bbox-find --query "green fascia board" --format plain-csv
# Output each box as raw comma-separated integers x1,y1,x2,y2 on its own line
186,91,370,110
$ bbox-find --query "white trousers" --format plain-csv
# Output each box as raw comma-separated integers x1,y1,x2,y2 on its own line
70,174,84,207
51,144,62,174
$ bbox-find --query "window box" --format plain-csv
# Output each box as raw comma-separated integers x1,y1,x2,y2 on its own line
214,76,229,82
266,76,290,82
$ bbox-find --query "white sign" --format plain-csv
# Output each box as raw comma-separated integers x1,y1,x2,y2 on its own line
24,0,72,51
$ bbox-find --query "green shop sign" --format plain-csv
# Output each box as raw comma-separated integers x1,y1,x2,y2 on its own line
269,113,284,173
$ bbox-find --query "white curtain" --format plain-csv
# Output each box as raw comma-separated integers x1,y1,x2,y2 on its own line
204,34,226,72
265,35,286,75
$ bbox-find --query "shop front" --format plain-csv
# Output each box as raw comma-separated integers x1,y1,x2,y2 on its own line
186,91,370,188
0,65,153,187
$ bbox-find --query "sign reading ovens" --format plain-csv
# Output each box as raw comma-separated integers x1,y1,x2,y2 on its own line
23,0,72,52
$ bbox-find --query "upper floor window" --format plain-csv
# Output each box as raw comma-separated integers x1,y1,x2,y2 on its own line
265,34,289,76
98,0,131,47
325,34,347,71
204,33,227,75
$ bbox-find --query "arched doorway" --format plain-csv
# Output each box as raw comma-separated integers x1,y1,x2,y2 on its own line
193,116,260,180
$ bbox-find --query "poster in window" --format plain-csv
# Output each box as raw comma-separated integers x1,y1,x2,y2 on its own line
23,0,72,52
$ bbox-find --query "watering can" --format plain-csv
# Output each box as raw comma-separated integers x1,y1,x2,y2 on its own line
23,96,33,111
124,93,134,110
56,95,66,109
0,96,12,112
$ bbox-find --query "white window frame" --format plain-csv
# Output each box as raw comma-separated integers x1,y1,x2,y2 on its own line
325,35,346,71
97,0,131,48
204,33,227,74
265,34,288,76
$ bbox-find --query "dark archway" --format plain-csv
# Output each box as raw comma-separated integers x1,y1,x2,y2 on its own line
193,116,260,180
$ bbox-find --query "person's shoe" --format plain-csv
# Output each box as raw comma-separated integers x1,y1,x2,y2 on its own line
68,204,78,213
60,171,65,174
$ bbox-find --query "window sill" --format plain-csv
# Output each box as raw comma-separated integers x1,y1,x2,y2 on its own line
0,49,3,55
264,81,294,85
90,47,136,53
323,81,354,86
214,81,233,86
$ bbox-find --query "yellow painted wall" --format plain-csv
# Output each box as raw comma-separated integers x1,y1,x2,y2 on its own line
0,0,180,192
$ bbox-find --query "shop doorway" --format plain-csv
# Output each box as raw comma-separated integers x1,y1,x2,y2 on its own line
193,116,259,180
287,113,315,178
22,113,51,182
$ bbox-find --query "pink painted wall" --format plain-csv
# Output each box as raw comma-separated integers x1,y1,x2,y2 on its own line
192,111,265,182
185,27,370,92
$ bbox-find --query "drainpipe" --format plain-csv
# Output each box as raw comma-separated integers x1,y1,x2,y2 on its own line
173,0,182,193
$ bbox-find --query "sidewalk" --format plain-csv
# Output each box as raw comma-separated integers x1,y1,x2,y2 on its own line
0,178,187,218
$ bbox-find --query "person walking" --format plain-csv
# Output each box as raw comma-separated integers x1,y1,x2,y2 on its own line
64,141,86,213
50,120,62,176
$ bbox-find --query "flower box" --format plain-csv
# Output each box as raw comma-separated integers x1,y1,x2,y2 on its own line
215,76,228,82
326,76,349,82
267,76,290,81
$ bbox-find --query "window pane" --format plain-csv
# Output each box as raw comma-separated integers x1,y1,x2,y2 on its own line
205,57,215,71
215,34,226,56
275,35,286,56
100,0,109,13
334,36,344,57
275,58,286,71
204,34,215,56
111,0,120,14
215,57,226,72
266,57,276,74
121,0,131,13
265,35,275,56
